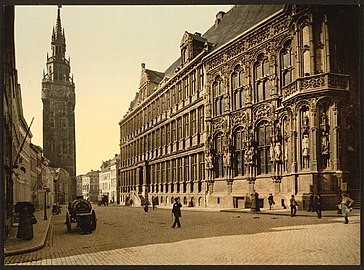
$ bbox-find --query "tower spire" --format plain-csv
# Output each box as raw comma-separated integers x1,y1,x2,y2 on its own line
55,5,62,39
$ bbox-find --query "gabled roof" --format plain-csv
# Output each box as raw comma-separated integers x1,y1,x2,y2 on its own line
164,5,285,78
145,69,165,84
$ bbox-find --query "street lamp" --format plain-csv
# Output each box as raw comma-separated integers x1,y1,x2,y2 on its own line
43,186,50,220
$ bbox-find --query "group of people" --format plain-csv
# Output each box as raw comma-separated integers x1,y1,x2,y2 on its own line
146,193,354,228
289,192,354,223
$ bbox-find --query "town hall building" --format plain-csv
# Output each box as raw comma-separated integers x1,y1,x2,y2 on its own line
119,5,359,209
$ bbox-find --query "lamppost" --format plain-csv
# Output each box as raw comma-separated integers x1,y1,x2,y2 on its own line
43,186,50,220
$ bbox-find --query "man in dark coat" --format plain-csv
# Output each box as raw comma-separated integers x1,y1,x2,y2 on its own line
314,194,322,219
172,197,182,228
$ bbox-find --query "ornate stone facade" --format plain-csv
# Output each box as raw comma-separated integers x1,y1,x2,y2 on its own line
42,6,76,199
119,5,359,209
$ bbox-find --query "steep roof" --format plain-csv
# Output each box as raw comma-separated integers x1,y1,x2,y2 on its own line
145,69,165,84
164,4,284,78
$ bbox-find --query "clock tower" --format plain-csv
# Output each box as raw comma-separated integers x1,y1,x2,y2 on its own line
42,6,76,199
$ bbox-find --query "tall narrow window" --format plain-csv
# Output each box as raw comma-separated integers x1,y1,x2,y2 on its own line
191,110,197,136
233,127,245,176
256,122,271,175
62,139,68,154
213,76,224,116
254,54,270,103
183,114,189,140
281,40,292,87
184,76,189,100
191,72,196,96
177,82,182,103
198,66,204,92
215,133,224,177
302,23,311,76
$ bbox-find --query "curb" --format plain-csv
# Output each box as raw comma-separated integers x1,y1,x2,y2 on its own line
4,215,53,256
220,209,360,218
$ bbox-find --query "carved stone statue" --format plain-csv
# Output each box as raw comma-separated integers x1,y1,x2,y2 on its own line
245,146,255,164
223,150,231,168
206,152,213,170
274,141,282,161
321,131,329,155
302,134,309,168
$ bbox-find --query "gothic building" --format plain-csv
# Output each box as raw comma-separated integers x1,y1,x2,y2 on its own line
42,6,76,199
119,5,359,209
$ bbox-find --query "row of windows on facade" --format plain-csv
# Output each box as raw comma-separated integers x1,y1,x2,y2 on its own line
121,106,205,166
139,66,204,106
121,73,202,139
212,41,294,116
121,38,309,142
120,119,300,183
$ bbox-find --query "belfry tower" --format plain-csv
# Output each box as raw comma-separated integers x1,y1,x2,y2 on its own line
42,6,76,199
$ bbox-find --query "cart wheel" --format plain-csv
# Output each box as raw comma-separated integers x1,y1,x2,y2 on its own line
66,213,71,233
91,210,97,231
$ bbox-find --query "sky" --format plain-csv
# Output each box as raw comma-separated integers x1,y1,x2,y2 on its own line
15,5,233,175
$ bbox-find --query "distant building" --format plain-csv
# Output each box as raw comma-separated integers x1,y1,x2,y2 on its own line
100,154,120,204
76,175,83,198
119,5,359,209
50,167,72,205
41,6,76,199
81,170,100,202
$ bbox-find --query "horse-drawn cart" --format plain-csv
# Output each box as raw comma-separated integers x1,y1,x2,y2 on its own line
65,198,96,234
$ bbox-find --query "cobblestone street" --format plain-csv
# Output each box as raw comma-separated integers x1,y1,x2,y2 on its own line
5,205,360,265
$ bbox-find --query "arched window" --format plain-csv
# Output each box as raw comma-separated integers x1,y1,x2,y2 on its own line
254,54,270,103
233,127,245,176
232,65,245,110
214,133,224,177
301,22,311,76
256,122,271,175
281,40,292,87
213,76,224,116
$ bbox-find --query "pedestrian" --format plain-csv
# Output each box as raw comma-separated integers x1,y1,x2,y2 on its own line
290,195,297,217
171,197,182,228
308,193,315,212
340,193,354,224
15,202,36,240
314,194,322,219
268,193,275,210
152,197,155,210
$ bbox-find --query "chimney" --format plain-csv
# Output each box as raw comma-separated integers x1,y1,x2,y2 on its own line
215,11,226,28
194,32,201,37
141,63,145,71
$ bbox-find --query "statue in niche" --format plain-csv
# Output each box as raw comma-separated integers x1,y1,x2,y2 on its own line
245,145,255,165
321,130,329,155
320,111,330,156
205,151,214,180
302,133,310,168
223,149,231,168
274,141,282,161
205,151,213,170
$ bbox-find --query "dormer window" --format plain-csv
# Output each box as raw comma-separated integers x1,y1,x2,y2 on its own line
180,31,208,66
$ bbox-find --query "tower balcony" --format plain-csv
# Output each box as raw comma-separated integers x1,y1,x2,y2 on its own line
282,73,350,101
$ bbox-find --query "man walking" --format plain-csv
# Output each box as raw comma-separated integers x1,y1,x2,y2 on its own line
268,193,275,210
290,195,298,217
314,194,322,219
172,197,182,228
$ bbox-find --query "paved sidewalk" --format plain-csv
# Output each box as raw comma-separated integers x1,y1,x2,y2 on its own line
7,213,360,265
4,208,53,256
